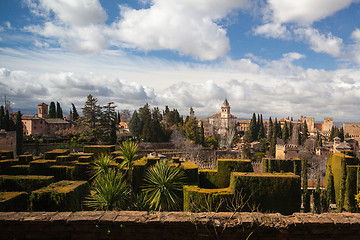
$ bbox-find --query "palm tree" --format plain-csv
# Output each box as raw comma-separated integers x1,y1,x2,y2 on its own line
85,168,130,210
142,159,186,211
119,141,139,191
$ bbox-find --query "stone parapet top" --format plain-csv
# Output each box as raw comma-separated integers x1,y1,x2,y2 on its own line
0,211,360,226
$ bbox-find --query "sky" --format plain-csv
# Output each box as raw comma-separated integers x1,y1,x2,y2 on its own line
1,0,360,122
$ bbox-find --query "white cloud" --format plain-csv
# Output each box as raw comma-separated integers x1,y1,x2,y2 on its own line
112,0,249,60
24,0,109,55
349,28,360,65
253,22,290,39
267,0,356,24
294,27,343,57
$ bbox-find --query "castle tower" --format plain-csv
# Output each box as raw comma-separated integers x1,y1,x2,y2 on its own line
323,117,333,132
221,99,231,130
38,103,48,118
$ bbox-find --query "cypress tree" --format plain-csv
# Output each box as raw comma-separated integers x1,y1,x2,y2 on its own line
15,111,23,156
282,123,289,143
56,102,63,119
48,102,56,118
289,122,293,139
0,106,4,129
339,127,344,141
339,158,347,212
4,110,10,131
267,117,273,140
72,103,79,121
258,114,265,140
249,113,257,142
302,157,310,212
200,121,205,145
327,165,335,204
269,131,276,157
313,169,321,213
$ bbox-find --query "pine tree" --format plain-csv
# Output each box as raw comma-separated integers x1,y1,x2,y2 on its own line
80,94,102,141
184,107,199,143
15,111,23,155
56,102,63,119
140,104,153,142
72,103,79,121
48,102,56,118
129,111,142,138
152,107,164,142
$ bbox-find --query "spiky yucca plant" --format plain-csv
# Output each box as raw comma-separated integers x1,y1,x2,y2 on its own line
142,159,186,211
85,168,130,210
119,141,139,190
91,153,114,179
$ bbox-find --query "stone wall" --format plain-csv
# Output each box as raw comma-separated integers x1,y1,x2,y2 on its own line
0,130,16,155
1,211,359,240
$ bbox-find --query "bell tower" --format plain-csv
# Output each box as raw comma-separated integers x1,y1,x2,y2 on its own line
38,103,48,118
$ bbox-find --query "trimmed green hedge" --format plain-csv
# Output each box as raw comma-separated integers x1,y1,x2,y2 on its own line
18,155,33,164
132,159,148,194
0,150,14,160
0,191,28,211
50,165,74,181
83,145,115,158
0,175,55,193
29,160,56,175
0,159,20,174
30,180,89,211
78,156,92,162
183,186,232,212
55,155,72,165
345,165,360,212
69,153,94,161
199,159,253,188
325,153,359,208
9,165,30,175
73,162,92,180
262,158,301,176
181,161,199,186
230,172,301,215
44,149,70,160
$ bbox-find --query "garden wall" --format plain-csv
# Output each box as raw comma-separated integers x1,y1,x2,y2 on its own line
0,211,360,240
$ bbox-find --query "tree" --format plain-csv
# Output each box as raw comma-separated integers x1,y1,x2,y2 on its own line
258,115,265,140
0,106,4,129
15,111,23,156
48,102,56,118
184,107,199,143
101,102,117,142
339,127,344,141
199,121,205,145
302,157,310,212
4,109,10,131
72,103,79,121
142,159,186,211
151,107,164,142
80,94,102,141
269,131,276,157
129,110,142,138
56,102,63,119
267,117,273,140
110,120,117,144
282,123,289,143
140,104,153,142
249,113,257,142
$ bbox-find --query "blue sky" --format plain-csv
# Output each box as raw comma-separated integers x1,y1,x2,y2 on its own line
1,0,360,122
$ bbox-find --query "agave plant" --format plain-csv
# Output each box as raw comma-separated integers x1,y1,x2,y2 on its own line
119,141,139,190
142,159,186,211
90,153,114,179
85,168,130,210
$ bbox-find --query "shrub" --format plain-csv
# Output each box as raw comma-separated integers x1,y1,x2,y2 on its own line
0,192,28,211
83,145,115,158
50,166,74,181
44,149,70,160
29,160,56,175
18,155,33,164
142,159,186,211
30,180,89,211
0,175,55,193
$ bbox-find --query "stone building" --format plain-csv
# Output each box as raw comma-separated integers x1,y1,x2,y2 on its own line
21,103,72,137
0,129,16,154
275,144,299,160
343,122,360,142
208,99,237,136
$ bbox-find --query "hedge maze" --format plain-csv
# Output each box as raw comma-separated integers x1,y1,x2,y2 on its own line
5,146,356,215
